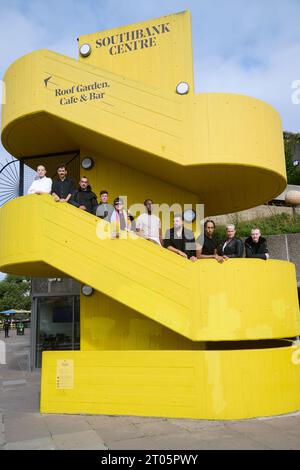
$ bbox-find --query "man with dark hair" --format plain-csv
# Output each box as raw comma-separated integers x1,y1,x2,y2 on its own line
136,199,162,245
196,219,224,263
70,177,98,214
96,190,114,221
164,214,197,261
245,228,269,260
52,165,75,203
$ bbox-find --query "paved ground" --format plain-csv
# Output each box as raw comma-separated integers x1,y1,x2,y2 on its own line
1,330,300,450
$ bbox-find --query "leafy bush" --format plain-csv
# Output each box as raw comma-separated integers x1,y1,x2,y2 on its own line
214,213,300,240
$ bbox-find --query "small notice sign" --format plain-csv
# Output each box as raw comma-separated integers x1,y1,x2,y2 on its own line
56,359,74,390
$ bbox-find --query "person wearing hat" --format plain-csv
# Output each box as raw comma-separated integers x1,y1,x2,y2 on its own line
109,197,132,238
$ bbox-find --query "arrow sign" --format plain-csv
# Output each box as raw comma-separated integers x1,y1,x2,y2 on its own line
44,76,52,88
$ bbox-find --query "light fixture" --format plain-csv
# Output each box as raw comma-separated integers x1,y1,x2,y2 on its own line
79,43,92,57
81,285,94,296
293,160,299,167
183,209,196,223
81,157,94,170
176,82,190,95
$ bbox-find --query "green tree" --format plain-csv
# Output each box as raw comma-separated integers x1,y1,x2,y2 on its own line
284,132,300,185
0,275,31,311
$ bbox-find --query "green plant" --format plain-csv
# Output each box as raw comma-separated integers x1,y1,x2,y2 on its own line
214,213,300,240
284,132,300,185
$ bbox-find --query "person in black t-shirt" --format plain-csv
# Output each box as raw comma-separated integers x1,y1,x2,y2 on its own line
52,165,75,203
70,177,98,215
196,220,224,263
164,214,197,262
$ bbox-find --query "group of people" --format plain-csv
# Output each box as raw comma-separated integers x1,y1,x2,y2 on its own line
27,164,270,262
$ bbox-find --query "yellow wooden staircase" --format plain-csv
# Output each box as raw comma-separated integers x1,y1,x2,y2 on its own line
1,11,300,419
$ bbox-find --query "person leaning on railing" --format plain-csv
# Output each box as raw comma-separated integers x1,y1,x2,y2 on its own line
51,164,75,203
96,190,114,221
69,176,98,214
163,213,197,262
196,219,224,263
27,165,52,195
245,228,270,260
217,224,244,259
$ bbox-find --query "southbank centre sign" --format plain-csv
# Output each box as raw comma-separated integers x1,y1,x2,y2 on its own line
95,22,171,55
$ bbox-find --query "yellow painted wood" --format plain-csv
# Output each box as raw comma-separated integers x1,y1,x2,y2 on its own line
1,50,286,215
79,11,195,93
40,348,300,420
1,11,298,420
0,195,299,342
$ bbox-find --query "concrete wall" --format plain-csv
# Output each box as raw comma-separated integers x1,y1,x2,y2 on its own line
266,234,300,285
214,205,300,225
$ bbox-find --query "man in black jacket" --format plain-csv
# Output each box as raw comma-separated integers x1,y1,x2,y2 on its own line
164,214,197,262
218,224,244,259
245,228,269,260
70,177,98,215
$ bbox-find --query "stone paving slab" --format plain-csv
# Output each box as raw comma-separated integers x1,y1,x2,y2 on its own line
43,414,91,436
4,437,56,450
166,418,227,432
226,421,300,450
106,431,214,451
86,414,165,427
94,422,145,443
258,415,300,434
4,412,50,443
52,430,107,450
133,420,185,437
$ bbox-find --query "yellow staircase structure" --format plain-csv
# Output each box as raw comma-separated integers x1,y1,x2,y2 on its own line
1,11,300,419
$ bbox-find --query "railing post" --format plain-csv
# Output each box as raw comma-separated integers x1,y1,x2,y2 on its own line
19,160,24,196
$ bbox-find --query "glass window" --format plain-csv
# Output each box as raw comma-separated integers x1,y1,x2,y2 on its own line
35,296,80,368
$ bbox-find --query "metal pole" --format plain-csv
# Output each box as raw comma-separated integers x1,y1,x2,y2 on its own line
19,160,24,196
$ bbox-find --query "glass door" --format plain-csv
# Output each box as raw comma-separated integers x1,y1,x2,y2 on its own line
35,296,80,368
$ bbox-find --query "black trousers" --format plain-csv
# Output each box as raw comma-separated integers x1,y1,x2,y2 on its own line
4,330,9,338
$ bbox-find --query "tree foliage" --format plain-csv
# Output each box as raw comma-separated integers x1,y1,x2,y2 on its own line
0,275,31,311
284,132,300,185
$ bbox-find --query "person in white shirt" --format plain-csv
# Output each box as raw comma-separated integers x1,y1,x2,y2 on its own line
27,165,52,195
136,199,162,245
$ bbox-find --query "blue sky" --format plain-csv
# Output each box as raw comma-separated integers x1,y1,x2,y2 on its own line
0,0,300,135
0,0,300,279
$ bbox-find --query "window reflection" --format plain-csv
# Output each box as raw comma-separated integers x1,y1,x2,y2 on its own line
36,296,80,368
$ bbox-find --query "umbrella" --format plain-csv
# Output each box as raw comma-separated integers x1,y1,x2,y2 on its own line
0,309,31,315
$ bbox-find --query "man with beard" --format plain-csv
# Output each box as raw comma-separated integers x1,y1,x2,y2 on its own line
70,177,98,214
196,220,224,263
